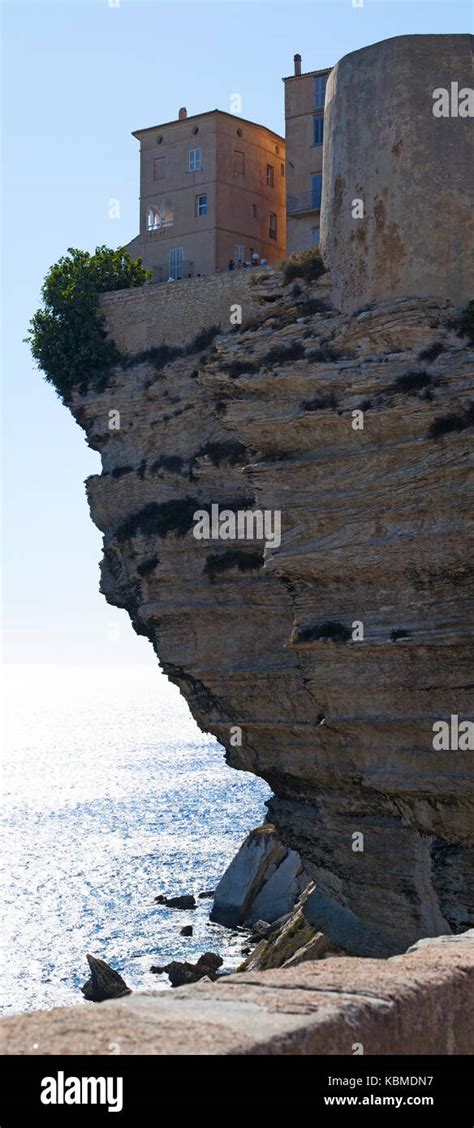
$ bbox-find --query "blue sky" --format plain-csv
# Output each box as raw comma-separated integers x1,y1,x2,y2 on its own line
2,0,472,665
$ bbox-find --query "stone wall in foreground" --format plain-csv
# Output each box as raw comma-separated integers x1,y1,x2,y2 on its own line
1,932,472,1055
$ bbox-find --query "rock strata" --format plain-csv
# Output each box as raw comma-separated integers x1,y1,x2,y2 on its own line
67,269,474,956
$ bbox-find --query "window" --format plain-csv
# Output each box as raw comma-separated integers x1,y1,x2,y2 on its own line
281,163,285,177
311,174,323,209
266,163,274,187
233,149,246,175
313,116,324,146
312,226,321,246
168,247,184,280
234,244,245,264
153,157,165,180
269,212,277,240
146,199,174,231
196,194,208,216
147,205,160,231
188,147,202,171
252,203,257,218
314,75,327,109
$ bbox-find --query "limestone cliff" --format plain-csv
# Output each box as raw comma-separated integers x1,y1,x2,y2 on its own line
68,269,474,956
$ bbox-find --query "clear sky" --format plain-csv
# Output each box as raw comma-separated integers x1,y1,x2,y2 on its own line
2,0,472,665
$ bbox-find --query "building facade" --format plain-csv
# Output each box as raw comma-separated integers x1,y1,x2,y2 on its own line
126,108,286,280
283,54,332,255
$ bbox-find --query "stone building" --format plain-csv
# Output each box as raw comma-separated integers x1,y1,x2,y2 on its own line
283,54,332,254
126,108,286,280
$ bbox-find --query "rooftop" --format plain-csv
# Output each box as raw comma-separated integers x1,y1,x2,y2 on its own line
282,66,332,82
132,108,285,143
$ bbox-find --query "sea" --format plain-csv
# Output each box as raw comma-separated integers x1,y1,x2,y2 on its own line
1,664,271,1016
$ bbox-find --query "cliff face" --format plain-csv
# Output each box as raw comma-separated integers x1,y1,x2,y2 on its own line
69,270,474,956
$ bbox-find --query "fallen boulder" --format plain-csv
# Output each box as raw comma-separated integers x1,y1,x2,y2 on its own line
211,824,310,927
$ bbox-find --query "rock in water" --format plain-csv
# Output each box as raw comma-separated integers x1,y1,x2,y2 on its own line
151,952,223,988
81,954,131,1002
155,894,196,910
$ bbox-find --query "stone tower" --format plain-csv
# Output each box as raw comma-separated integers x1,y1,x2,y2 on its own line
320,34,474,311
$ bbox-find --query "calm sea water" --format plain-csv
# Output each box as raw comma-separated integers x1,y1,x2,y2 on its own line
1,665,270,1016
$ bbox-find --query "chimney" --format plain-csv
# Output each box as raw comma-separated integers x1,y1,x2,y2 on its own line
178,107,187,120
294,54,302,77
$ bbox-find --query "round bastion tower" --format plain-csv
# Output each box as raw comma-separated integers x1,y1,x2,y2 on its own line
320,34,474,312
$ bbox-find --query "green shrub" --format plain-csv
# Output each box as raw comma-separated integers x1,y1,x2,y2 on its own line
204,549,264,582
306,347,327,362
427,403,474,439
221,358,258,377
297,297,332,316
300,393,338,411
191,440,248,468
137,556,159,576
263,340,305,366
392,369,432,394
418,341,445,362
26,246,151,399
282,247,326,286
115,498,199,541
184,324,221,354
456,300,474,345
296,621,352,643
121,343,182,371
150,455,184,474
110,465,133,478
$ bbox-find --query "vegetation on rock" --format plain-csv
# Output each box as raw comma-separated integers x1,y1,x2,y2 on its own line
282,247,326,285
27,246,151,399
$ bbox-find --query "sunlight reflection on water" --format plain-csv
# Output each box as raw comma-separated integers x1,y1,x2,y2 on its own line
1,665,270,1014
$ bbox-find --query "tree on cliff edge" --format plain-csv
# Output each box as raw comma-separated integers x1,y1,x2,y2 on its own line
26,246,151,400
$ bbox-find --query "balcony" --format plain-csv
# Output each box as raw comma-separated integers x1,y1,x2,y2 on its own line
287,192,321,215
145,222,174,239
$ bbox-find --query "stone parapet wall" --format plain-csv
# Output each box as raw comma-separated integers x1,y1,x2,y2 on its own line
99,270,268,352
1,932,472,1055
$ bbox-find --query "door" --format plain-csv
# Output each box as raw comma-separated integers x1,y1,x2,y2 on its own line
168,247,184,280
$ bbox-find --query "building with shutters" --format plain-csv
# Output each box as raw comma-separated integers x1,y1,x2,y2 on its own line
126,108,286,280
283,54,332,254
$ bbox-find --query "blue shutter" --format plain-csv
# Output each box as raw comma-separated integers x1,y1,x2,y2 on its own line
311,174,322,209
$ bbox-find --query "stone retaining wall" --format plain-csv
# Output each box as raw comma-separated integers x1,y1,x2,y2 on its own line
99,269,269,353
